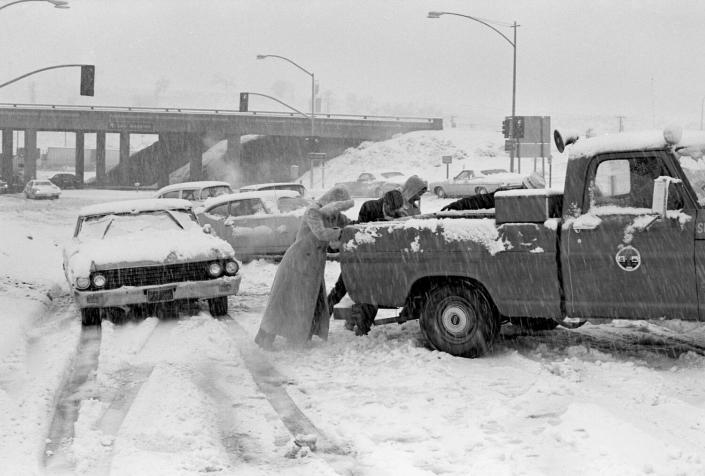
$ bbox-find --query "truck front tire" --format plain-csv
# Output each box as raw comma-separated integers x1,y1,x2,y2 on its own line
420,283,498,358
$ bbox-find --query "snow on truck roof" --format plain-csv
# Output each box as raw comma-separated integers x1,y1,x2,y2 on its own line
155,181,232,194
203,189,301,209
79,198,193,217
567,129,705,160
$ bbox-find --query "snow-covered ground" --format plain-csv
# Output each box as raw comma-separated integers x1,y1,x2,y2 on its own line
2,129,705,475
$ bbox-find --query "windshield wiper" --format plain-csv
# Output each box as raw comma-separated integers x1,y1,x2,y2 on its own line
101,218,114,238
165,210,184,229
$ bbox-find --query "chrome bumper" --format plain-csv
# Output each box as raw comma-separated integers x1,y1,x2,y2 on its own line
75,275,241,308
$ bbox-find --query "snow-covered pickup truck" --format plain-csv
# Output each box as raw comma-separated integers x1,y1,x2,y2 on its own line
339,127,705,357
63,198,242,325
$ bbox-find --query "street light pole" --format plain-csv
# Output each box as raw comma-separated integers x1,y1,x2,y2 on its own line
428,11,518,170
256,54,315,139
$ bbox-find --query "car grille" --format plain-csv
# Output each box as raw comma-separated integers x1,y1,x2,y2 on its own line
91,261,215,290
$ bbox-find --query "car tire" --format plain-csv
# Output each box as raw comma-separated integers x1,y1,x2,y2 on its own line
81,308,101,326
208,296,229,317
434,187,447,198
509,316,559,331
475,186,489,195
420,282,498,358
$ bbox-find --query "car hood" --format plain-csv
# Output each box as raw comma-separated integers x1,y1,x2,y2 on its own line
64,228,235,282
34,185,60,191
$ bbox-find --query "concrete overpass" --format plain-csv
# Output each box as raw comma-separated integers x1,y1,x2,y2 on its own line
0,103,442,187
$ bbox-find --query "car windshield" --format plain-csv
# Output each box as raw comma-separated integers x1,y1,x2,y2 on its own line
277,196,312,213
480,169,509,175
35,180,53,186
381,172,403,178
77,209,199,239
201,185,232,199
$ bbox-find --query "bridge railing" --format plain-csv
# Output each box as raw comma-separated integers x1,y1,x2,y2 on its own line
0,102,439,123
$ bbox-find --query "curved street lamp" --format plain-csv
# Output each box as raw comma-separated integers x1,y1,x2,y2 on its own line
428,11,518,168
0,0,69,11
256,54,315,139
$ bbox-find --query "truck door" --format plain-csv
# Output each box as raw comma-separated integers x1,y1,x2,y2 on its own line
562,153,698,320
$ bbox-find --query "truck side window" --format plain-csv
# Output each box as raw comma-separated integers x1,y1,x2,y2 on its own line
592,159,631,206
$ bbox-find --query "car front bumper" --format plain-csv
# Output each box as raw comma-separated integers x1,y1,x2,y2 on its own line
74,275,241,308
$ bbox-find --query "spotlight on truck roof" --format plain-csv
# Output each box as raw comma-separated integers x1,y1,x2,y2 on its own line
554,129,580,153
663,125,683,145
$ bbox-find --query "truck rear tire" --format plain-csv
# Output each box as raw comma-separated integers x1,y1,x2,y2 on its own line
509,316,559,331
81,308,101,326
434,187,447,198
208,296,229,317
420,283,498,358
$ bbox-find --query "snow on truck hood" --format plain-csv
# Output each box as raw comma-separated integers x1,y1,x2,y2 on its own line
64,227,235,280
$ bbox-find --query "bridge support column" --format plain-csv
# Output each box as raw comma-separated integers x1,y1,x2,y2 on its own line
75,132,85,186
225,135,242,187
188,138,202,182
156,134,171,188
24,129,37,181
1,129,12,184
119,132,130,185
96,132,106,185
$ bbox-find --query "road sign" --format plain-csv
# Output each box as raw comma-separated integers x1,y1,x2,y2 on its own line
441,155,452,164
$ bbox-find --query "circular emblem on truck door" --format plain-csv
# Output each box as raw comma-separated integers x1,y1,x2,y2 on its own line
615,245,641,272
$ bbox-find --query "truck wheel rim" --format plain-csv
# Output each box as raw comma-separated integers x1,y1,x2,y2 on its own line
440,302,473,336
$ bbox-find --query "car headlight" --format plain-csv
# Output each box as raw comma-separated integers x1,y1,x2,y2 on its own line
75,276,90,290
92,274,106,288
224,260,239,275
208,262,223,277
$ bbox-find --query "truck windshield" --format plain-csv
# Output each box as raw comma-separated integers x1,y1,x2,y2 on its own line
678,155,705,206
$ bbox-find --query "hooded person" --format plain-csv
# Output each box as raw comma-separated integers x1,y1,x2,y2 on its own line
255,186,354,349
401,175,428,216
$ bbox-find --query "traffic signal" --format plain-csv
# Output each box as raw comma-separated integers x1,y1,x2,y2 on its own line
80,65,94,96
513,116,525,139
239,92,249,112
501,118,511,138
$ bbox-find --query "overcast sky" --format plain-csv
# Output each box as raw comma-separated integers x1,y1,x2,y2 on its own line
2,0,704,130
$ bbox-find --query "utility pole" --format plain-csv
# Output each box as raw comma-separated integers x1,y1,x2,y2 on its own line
617,115,625,132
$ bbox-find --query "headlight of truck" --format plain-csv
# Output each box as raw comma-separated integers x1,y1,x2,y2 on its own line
208,262,223,277
224,260,239,275
75,276,90,290
92,274,106,288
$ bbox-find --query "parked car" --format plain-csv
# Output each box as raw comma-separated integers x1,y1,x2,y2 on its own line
49,173,82,189
24,179,61,199
155,181,233,204
63,198,241,325
335,171,407,198
239,182,307,197
429,169,526,198
0,178,7,194
198,190,312,261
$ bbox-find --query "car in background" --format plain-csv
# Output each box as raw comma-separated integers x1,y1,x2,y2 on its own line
155,181,233,204
63,198,241,325
429,169,526,198
335,171,407,198
49,173,82,189
24,179,61,199
239,181,307,197
198,189,312,261
0,178,7,194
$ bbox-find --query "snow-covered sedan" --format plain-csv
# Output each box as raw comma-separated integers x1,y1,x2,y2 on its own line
63,198,241,325
198,190,312,261
24,179,61,199
429,169,525,198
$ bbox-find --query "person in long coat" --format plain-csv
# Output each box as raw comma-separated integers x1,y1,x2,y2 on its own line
255,186,354,349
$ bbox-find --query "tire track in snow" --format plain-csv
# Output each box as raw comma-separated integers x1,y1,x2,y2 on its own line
43,319,160,474
225,317,356,470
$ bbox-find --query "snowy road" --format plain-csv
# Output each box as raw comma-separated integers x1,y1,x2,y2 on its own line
2,188,705,475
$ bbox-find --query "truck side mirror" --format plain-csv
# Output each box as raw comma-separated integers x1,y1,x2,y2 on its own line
651,177,669,218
